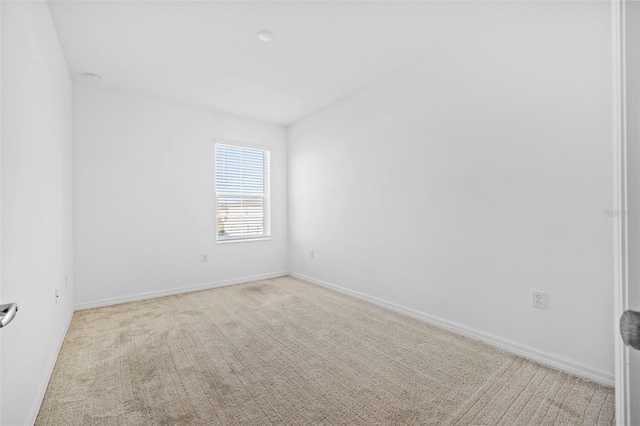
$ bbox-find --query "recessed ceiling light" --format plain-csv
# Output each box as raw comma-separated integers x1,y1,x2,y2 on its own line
82,72,102,83
257,30,274,42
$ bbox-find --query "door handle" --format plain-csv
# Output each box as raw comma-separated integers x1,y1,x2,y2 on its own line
0,303,18,328
620,310,640,350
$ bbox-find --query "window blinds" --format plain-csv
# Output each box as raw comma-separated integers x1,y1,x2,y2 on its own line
215,143,270,241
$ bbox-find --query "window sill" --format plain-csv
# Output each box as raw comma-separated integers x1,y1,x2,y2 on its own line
216,237,271,244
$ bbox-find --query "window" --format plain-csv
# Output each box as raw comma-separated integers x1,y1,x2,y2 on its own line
215,142,270,242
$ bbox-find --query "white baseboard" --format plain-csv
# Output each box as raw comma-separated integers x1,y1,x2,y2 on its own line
289,271,614,387
26,308,74,426
74,271,289,311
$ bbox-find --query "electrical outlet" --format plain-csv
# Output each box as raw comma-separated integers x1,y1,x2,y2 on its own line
309,249,314,259
202,254,209,263
531,291,548,310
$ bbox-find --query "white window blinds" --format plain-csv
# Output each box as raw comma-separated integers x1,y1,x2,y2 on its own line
215,143,270,241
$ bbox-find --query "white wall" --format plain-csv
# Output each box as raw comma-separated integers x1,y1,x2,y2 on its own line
289,1,614,380
73,86,287,307
1,1,74,424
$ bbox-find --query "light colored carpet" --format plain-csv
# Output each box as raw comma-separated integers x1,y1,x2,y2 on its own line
36,276,614,425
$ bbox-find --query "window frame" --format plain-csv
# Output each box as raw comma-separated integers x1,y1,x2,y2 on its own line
214,140,271,243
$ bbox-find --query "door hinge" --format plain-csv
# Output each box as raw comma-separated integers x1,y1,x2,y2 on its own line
620,310,640,350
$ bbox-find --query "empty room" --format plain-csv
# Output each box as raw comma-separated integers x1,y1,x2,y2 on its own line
1,0,639,425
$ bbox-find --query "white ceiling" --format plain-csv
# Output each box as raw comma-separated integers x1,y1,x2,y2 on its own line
48,1,482,126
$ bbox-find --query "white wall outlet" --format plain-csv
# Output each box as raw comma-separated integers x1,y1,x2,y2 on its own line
531,291,548,310
202,254,209,263
309,249,314,259
55,289,59,305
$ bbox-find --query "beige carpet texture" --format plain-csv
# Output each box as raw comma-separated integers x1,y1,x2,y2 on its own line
36,276,615,425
